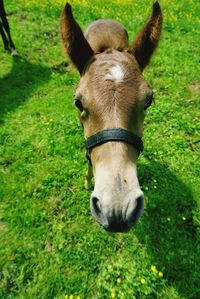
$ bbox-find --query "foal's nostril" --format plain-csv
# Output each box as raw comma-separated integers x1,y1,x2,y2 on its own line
90,197,109,228
135,195,144,219
126,195,144,227
91,196,101,216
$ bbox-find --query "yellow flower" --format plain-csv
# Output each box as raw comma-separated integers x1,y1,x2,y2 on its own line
117,277,122,284
158,271,163,278
140,278,145,284
64,296,68,299
111,291,116,298
145,186,149,191
167,217,171,221
182,216,186,221
153,185,157,189
69,295,74,299
77,296,81,299
120,291,125,298
151,265,158,273
153,179,157,183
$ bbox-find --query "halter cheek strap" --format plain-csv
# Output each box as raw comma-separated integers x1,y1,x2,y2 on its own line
85,128,143,165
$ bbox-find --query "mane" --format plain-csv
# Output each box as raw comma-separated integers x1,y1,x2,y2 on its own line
84,19,129,54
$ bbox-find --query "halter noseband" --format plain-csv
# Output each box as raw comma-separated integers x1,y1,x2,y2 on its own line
85,128,143,165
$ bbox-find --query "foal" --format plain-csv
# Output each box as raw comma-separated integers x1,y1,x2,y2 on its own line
61,1,162,232
0,0,18,55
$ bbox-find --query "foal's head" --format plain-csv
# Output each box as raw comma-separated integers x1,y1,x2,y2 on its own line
61,2,162,232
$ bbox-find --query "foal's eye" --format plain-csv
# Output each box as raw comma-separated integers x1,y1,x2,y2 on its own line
74,98,84,112
144,92,154,110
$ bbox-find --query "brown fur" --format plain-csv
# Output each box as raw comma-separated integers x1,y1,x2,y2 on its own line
60,0,163,177
75,49,146,139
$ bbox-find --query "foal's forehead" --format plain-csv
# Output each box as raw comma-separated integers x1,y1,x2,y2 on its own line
86,50,142,81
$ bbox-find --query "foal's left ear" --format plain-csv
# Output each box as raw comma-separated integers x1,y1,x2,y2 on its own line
127,1,163,71
60,3,94,74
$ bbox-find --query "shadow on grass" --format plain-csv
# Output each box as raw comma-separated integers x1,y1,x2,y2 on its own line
136,160,199,299
0,56,51,124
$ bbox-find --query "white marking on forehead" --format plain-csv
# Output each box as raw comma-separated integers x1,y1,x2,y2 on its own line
104,65,124,82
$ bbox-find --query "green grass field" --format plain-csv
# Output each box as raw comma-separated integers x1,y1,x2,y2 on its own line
0,0,200,298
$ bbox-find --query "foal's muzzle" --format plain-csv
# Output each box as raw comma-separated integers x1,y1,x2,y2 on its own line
90,193,144,232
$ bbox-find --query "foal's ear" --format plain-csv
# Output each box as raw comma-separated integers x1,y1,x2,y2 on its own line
127,1,162,71
60,3,94,74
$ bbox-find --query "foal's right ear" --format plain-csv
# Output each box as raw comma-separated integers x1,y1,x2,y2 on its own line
60,3,94,74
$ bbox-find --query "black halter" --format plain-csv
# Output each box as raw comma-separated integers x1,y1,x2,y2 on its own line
85,128,143,165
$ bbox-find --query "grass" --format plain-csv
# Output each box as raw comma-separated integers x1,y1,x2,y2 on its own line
0,0,200,298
